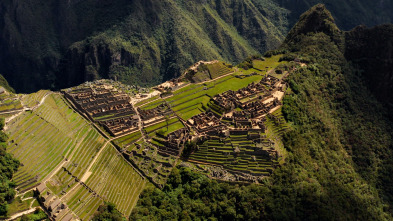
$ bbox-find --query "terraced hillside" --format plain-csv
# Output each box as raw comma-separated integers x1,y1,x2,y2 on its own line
59,144,146,219
20,90,51,108
3,54,294,219
7,94,88,191
0,90,23,117
5,93,146,220
185,61,234,83
118,55,292,184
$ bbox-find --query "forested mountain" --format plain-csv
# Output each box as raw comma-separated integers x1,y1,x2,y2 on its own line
0,0,287,92
277,0,393,30
0,117,19,217
1,0,393,93
0,2,392,220
131,4,393,220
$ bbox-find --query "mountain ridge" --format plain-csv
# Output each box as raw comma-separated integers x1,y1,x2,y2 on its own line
1,0,393,93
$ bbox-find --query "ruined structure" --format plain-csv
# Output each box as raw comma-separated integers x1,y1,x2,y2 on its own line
63,82,138,136
35,185,75,221
138,103,172,121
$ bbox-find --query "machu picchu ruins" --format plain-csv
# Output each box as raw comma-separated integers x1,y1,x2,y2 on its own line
1,54,295,220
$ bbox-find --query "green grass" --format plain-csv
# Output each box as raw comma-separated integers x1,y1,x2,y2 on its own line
206,62,233,79
81,144,147,217
21,90,50,108
7,94,94,190
140,99,165,110
178,107,203,121
162,122,185,136
7,197,31,216
144,117,180,134
134,95,160,107
113,131,142,148
0,93,23,112
253,55,283,71
23,190,34,199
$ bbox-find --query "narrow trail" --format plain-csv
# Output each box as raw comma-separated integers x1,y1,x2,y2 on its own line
195,69,237,85
80,141,110,183
5,208,38,221
31,92,52,110
4,92,53,130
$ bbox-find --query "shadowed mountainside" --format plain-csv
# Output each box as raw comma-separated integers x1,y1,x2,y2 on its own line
130,5,393,220
0,0,288,92
1,0,393,93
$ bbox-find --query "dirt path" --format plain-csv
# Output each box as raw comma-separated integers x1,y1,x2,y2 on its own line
30,92,52,110
80,140,111,183
4,92,53,130
195,68,237,86
5,208,38,221
183,60,219,75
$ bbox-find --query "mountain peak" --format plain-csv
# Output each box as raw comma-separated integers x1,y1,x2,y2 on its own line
284,4,341,44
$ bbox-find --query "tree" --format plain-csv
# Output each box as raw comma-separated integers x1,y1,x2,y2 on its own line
92,202,124,221
0,118,5,130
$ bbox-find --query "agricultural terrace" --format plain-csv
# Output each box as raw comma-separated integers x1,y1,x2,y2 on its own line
164,73,263,121
20,90,51,108
4,54,293,219
123,55,292,183
6,93,146,220
185,61,233,83
113,131,142,152
188,109,291,180
125,141,177,187
60,144,146,219
0,90,23,113
6,94,91,192
252,55,283,73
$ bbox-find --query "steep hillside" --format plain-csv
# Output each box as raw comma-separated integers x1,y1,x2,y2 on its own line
131,5,393,220
277,0,393,30
2,0,393,93
344,25,393,108
0,0,288,92
0,0,138,92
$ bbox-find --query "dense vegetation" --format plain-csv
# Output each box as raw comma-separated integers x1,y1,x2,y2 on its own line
92,203,125,221
0,118,19,216
131,167,271,220
1,0,393,93
0,0,287,92
19,209,47,221
0,75,14,93
131,5,393,220
277,0,393,30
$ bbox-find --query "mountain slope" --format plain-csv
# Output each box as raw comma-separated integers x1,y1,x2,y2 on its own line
344,25,393,107
131,4,393,220
2,0,393,93
0,0,288,92
277,0,393,30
